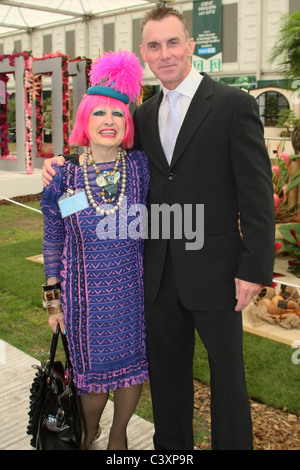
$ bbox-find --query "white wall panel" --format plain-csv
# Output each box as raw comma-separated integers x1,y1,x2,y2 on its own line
74,22,87,58
116,14,131,51
89,19,103,59
239,0,259,72
52,27,64,55
261,0,288,73
32,31,43,58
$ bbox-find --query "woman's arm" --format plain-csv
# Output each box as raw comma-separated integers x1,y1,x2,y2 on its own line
40,165,67,333
43,277,66,334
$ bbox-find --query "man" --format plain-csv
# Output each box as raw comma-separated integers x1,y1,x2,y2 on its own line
42,6,275,450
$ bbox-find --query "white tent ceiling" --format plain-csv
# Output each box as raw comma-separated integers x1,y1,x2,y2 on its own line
0,0,164,36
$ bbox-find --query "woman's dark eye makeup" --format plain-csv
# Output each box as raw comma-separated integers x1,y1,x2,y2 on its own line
92,109,124,117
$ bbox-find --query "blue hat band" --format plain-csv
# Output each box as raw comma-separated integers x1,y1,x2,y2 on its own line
87,86,129,104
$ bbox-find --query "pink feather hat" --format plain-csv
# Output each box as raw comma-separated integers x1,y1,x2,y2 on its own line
88,50,144,104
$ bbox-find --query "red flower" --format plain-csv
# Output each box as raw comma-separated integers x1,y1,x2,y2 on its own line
290,229,300,246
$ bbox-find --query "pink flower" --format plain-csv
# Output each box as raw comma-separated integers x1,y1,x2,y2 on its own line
274,194,280,210
279,152,290,168
272,165,280,181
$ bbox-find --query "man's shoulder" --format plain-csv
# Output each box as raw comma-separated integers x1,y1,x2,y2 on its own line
136,91,162,114
203,74,246,96
201,74,254,109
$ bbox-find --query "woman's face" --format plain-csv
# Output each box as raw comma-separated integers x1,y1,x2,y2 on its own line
88,106,126,150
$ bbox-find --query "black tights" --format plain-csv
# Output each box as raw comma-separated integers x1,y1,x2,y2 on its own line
80,383,142,450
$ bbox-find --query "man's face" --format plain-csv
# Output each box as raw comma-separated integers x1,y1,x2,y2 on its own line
140,16,195,90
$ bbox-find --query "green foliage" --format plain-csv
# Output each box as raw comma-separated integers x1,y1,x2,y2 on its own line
0,201,50,360
277,223,300,277
269,11,300,79
276,109,300,134
286,166,300,194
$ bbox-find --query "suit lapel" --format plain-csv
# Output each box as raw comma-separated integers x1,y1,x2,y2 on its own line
170,73,214,169
147,91,171,171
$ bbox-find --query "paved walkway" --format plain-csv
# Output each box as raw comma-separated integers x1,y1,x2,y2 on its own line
0,169,43,200
0,341,154,451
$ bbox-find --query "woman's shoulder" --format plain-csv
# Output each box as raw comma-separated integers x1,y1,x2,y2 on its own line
126,149,148,166
43,160,73,193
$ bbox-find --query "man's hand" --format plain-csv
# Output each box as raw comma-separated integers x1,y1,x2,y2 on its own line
42,156,66,186
235,278,261,312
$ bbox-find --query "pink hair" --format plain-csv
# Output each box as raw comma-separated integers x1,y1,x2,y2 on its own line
69,94,134,149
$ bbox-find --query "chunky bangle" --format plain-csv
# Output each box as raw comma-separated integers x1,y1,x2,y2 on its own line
43,300,63,315
42,283,61,302
43,289,61,302
42,283,62,314
43,282,61,291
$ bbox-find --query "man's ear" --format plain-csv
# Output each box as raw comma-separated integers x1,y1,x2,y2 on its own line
139,44,147,63
188,38,195,57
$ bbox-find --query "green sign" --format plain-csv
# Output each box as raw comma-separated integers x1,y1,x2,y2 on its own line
193,0,223,73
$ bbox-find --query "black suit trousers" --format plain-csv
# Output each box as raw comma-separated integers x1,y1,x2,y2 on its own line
145,246,253,450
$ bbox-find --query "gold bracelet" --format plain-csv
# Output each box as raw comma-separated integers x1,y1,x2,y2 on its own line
43,288,61,302
43,300,63,315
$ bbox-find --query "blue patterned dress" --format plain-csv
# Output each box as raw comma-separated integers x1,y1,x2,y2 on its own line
41,150,149,395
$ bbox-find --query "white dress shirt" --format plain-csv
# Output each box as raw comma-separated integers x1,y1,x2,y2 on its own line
159,67,203,147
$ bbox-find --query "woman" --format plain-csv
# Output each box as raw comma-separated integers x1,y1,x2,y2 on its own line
40,51,149,450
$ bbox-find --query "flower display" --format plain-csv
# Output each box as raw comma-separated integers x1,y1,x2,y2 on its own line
0,52,93,171
32,52,70,158
272,150,300,223
277,223,300,277
0,72,10,159
24,54,34,173
0,52,33,172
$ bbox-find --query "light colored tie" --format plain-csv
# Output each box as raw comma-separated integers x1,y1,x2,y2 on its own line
163,90,181,164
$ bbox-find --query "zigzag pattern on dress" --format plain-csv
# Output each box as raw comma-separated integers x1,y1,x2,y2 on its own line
41,151,150,394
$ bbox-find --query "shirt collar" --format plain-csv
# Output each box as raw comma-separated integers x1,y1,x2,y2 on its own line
162,67,203,100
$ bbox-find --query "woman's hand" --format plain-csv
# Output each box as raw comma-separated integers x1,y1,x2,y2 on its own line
48,312,67,334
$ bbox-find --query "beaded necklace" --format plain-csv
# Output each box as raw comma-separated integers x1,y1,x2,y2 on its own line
83,147,126,215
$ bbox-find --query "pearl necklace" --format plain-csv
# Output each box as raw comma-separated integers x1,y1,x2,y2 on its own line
83,147,127,215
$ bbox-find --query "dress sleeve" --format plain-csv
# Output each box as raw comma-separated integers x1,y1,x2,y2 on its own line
40,164,65,280
137,150,150,204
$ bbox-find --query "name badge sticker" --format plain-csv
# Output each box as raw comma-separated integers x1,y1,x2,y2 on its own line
58,189,89,218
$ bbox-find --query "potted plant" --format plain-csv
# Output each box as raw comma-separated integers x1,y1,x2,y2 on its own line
276,109,300,138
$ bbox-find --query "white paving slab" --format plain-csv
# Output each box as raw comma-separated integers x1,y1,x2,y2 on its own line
0,341,154,451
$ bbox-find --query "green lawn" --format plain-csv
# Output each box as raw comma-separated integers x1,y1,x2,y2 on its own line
1,199,300,447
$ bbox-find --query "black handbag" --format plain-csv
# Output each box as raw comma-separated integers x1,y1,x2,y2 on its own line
27,326,82,450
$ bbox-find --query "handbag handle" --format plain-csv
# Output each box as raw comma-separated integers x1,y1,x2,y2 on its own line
49,325,72,372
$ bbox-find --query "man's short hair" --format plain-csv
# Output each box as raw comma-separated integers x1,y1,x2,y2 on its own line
141,6,190,41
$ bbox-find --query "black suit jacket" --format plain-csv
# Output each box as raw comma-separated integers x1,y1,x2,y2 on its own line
133,73,275,311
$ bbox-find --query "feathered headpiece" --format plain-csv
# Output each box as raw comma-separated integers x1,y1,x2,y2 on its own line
88,50,144,104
